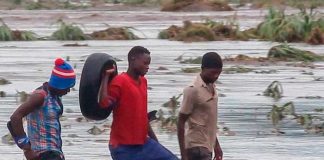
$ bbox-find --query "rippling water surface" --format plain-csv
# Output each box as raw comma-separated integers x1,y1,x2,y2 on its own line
0,9,324,160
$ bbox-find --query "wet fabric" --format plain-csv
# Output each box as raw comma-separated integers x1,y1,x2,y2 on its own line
26,83,63,155
105,73,148,146
180,75,218,152
187,146,212,160
109,138,179,160
39,150,65,160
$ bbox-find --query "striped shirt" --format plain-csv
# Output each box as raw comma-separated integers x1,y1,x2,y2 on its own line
26,83,63,155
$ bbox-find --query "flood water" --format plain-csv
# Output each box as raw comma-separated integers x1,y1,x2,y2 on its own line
0,9,324,160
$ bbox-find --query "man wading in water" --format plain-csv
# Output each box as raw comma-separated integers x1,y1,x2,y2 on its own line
178,52,223,160
9,58,76,160
99,46,179,160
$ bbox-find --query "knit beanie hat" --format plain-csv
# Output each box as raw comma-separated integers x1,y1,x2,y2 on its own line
49,58,76,90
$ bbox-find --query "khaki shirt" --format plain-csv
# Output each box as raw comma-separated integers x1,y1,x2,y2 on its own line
180,75,218,152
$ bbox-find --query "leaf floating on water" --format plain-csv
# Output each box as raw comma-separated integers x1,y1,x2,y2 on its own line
87,126,105,135
1,133,15,145
0,78,11,85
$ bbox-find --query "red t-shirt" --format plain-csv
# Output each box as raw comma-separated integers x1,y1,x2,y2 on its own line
105,73,148,145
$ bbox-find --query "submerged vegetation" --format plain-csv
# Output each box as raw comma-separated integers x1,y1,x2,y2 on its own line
1,18,139,41
159,7,324,44
51,20,89,40
263,81,283,99
90,27,139,40
230,0,324,9
256,8,324,44
157,94,182,132
159,19,250,42
268,44,323,62
268,102,324,135
0,20,38,41
161,0,233,12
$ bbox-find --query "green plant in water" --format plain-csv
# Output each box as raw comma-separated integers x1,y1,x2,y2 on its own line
181,67,201,73
52,20,88,40
0,78,11,85
263,81,283,99
0,20,13,41
223,66,253,74
257,7,324,44
16,90,29,103
122,27,139,40
180,56,202,64
268,43,323,62
13,0,22,5
158,94,183,132
268,102,298,132
14,30,38,41
26,1,42,10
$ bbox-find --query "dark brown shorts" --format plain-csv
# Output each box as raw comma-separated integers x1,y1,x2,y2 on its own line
39,150,64,160
187,146,212,160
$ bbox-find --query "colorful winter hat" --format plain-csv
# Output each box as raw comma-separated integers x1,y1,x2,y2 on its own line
49,58,76,90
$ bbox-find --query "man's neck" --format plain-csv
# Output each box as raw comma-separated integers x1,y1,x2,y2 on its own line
127,69,140,81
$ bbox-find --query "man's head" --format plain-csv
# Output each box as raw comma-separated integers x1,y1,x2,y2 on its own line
48,58,76,96
128,46,151,76
201,52,223,84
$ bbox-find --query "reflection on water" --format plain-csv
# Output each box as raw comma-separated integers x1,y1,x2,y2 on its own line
0,9,324,160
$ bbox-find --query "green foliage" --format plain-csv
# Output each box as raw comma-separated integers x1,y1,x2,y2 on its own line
13,0,22,5
257,8,324,44
0,78,11,85
122,27,139,40
52,20,88,40
268,43,323,61
267,102,324,135
159,18,254,42
18,31,38,41
180,56,202,64
268,102,297,129
158,30,169,39
122,0,146,4
180,24,215,41
26,2,42,10
0,24,12,41
223,66,253,74
158,94,182,132
263,81,283,99
181,67,200,73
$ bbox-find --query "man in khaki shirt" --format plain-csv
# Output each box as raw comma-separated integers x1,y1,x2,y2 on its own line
177,52,223,160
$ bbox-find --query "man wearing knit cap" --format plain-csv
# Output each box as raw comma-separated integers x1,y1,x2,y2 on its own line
178,52,223,160
9,58,76,160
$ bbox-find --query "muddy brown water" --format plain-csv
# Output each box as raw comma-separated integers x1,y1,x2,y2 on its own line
0,9,324,160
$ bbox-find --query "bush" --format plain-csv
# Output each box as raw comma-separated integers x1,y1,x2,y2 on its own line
51,20,88,40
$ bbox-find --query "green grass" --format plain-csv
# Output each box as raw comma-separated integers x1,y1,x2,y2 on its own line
257,8,324,44
0,25,12,41
51,20,88,40
268,43,323,61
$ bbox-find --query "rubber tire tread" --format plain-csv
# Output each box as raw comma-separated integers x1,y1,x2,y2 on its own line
79,53,117,120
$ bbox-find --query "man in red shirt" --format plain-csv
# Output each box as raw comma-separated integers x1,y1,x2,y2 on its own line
99,46,178,160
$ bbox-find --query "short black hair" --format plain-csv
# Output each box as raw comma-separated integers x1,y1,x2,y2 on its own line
201,52,223,69
128,46,150,62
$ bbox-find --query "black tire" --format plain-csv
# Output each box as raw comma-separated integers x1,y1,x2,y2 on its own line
79,53,118,120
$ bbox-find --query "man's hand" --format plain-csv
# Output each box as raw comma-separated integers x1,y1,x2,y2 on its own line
103,65,116,76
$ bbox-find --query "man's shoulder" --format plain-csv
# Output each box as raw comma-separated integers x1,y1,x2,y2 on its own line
111,73,127,83
183,85,198,94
